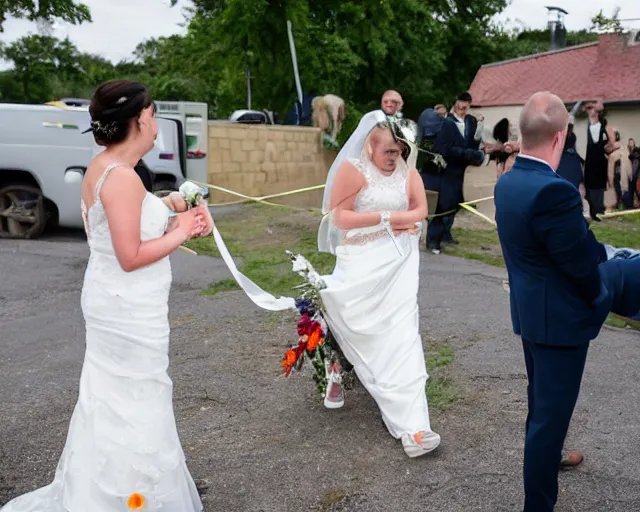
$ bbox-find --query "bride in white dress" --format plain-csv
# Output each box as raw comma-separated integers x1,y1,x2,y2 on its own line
1,80,211,512
317,111,441,458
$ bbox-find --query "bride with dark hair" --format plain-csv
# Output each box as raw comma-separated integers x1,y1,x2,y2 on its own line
2,80,211,512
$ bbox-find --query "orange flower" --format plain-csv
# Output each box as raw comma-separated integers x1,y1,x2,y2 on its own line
127,493,145,509
307,329,322,352
282,349,297,368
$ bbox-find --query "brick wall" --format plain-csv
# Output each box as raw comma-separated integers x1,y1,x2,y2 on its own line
207,122,337,208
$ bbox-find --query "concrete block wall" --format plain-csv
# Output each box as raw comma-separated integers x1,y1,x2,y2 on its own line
207,123,337,209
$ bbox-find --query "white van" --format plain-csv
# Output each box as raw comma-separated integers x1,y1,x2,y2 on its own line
0,101,206,238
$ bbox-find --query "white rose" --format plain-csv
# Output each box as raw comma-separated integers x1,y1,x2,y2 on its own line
179,181,203,208
292,255,309,273
307,271,324,288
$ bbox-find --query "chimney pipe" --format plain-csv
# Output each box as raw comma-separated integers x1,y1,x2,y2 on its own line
546,6,569,50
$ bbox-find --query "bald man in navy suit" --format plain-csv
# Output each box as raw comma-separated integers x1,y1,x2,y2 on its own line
495,91,640,512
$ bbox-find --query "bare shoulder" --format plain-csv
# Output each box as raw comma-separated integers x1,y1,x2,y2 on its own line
343,158,364,173
92,161,145,204
408,167,421,180
337,159,366,184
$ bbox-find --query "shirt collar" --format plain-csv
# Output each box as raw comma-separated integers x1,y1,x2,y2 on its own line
517,153,556,173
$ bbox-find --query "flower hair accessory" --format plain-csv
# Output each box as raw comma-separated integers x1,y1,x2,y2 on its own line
90,120,118,138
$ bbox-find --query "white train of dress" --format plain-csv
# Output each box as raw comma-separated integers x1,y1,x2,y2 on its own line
320,157,433,438
1,164,202,511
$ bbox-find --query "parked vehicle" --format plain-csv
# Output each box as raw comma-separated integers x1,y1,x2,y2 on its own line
0,101,209,239
155,101,209,186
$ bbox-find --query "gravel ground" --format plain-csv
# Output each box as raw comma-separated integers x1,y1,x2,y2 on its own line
1,228,640,512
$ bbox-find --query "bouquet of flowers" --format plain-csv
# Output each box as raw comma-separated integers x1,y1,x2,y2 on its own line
281,252,346,396
179,181,208,208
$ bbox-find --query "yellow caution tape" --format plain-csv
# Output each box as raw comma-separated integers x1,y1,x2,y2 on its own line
459,202,497,226
187,180,496,222
191,180,324,209
597,208,640,220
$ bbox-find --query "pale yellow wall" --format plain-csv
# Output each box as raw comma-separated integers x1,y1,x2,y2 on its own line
473,104,640,160
464,104,640,219
207,123,336,208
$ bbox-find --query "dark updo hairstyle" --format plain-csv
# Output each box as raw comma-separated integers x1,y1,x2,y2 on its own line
89,80,154,146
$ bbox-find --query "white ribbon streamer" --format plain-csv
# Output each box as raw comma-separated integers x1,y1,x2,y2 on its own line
212,226,296,311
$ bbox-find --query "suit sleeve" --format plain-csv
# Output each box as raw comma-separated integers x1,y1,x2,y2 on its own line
531,180,603,305
435,122,467,163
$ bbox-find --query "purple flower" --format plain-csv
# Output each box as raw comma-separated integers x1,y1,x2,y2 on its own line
295,298,314,315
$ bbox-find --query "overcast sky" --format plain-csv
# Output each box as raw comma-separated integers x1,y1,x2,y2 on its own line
0,0,639,70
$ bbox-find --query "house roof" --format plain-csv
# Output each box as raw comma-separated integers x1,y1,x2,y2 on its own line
469,34,640,107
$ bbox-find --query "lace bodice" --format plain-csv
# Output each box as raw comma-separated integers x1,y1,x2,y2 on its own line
350,158,409,213
339,158,414,247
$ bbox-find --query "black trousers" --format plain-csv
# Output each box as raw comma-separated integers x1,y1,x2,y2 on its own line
586,187,605,216
426,174,463,248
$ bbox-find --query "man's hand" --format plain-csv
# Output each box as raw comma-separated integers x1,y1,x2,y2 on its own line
504,141,520,154
483,142,504,154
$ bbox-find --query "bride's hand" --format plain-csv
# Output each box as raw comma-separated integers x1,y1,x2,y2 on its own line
193,200,214,236
173,209,206,241
163,192,188,213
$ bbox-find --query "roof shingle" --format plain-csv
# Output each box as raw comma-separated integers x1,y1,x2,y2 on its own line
469,35,640,107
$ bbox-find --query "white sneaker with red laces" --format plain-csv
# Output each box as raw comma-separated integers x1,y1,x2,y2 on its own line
323,363,345,409
402,430,441,458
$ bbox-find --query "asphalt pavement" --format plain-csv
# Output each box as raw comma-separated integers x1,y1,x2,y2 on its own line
1,230,639,511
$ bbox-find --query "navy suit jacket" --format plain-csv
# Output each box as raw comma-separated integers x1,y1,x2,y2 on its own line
434,115,482,178
424,115,483,193
495,156,612,346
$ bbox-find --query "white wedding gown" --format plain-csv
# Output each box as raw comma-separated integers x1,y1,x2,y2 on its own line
2,164,202,512
320,157,433,438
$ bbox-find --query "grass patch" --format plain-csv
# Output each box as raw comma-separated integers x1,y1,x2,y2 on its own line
426,343,460,412
427,343,455,369
186,204,335,297
320,488,347,508
591,214,640,247
441,213,640,272
442,227,504,268
426,376,459,412
200,278,240,296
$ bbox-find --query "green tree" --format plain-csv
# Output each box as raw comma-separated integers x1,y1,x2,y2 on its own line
0,0,91,32
0,34,83,101
591,7,623,34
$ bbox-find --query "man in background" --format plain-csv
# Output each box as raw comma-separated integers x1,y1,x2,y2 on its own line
425,91,484,254
583,99,615,219
380,90,403,116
